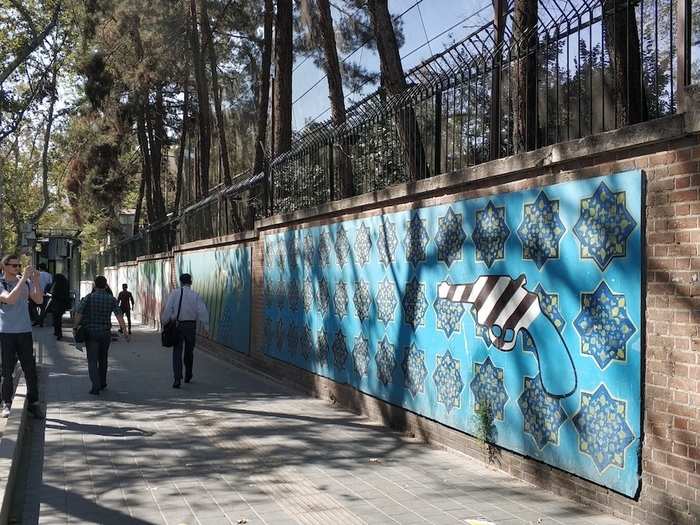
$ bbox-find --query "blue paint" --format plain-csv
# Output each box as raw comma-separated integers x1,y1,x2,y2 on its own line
263,171,642,496
177,246,252,354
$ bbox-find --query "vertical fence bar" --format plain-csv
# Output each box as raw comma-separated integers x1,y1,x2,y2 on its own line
677,0,690,111
328,141,335,201
434,89,442,175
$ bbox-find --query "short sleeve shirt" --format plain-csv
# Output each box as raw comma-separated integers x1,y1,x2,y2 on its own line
117,291,133,312
0,278,32,334
77,290,122,333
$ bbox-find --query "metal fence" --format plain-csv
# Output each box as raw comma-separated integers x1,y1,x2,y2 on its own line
86,0,690,273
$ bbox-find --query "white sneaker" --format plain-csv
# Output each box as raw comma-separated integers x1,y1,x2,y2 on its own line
1,404,10,418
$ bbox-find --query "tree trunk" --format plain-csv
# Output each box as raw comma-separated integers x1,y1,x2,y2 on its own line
189,0,211,196
133,169,146,235
603,0,647,126
174,73,190,214
314,0,352,198
136,106,155,223
253,0,274,177
367,0,429,181
28,66,58,223
273,0,293,155
148,88,167,219
511,0,538,153
200,0,232,186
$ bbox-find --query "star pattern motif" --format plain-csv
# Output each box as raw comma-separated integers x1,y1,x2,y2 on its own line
433,350,463,413
517,191,566,269
334,281,349,319
473,201,510,268
573,182,637,270
335,225,351,267
353,280,372,322
316,327,329,367
303,233,315,268
434,279,465,339
404,214,429,267
402,343,428,398
319,230,332,268
332,330,348,370
352,335,370,378
287,323,299,355
402,278,428,330
354,222,373,267
435,207,466,267
300,324,313,361
574,281,636,369
375,335,396,385
470,357,508,421
518,374,568,449
572,385,635,472
377,220,399,267
302,277,314,313
375,277,398,325
316,277,330,317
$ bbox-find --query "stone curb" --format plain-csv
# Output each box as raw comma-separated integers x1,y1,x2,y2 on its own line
0,370,28,525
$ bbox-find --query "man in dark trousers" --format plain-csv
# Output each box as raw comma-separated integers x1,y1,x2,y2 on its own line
0,254,44,419
34,263,53,326
117,283,135,334
74,276,129,395
161,273,209,388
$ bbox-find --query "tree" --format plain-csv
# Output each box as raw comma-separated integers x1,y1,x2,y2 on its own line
510,0,538,153
274,0,294,156
366,0,429,180
300,0,352,197
603,0,647,126
253,0,274,179
190,0,212,195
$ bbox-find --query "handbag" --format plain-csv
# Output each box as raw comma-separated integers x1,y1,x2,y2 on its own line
74,293,90,343
161,289,184,348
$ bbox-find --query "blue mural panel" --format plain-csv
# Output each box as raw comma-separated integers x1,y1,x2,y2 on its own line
177,245,252,354
262,171,642,496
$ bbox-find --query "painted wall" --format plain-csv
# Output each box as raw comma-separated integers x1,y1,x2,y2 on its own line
263,171,642,496
176,245,252,354
137,258,171,326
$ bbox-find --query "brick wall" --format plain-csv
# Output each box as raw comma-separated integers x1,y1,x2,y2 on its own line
242,128,700,525
115,115,700,525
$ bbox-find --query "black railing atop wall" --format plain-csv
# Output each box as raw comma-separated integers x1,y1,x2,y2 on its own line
85,0,695,275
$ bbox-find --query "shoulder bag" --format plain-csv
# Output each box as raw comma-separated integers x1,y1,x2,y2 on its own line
74,293,90,343
161,289,184,347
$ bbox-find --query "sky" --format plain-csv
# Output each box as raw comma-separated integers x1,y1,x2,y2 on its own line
290,0,493,130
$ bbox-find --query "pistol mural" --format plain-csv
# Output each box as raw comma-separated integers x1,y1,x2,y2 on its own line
438,274,577,398
262,171,642,496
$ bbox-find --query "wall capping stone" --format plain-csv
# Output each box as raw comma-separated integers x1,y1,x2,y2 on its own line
175,229,257,253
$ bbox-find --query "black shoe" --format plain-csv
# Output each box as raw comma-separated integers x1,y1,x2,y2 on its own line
184,376,192,383
100,384,107,390
89,388,100,395
172,381,180,389
28,402,45,419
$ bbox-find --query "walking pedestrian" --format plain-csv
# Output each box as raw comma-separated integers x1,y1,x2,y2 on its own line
117,283,134,335
48,273,71,340
34,263,53,327
74,275,129,395
161,273,209,389
0,254,44,419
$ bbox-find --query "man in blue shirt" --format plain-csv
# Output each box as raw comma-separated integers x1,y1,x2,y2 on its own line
74,276,128,395
0,254,45,419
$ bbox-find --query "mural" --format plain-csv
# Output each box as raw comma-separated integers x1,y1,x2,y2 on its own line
262,171,642,496
137,258,171,327
176,245,251,354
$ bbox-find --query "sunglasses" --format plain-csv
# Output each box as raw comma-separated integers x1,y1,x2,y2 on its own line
5,263,21,268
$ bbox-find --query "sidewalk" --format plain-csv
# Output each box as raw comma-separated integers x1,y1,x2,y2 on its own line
21,326,630,525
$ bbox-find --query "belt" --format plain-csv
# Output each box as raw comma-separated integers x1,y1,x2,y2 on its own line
178,320,196,324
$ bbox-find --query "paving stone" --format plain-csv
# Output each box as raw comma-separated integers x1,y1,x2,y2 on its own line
21,327,630,525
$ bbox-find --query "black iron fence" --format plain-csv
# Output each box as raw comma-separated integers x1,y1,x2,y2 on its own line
85,0,697,274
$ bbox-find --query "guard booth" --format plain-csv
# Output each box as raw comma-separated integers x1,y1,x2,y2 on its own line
33,229,82,307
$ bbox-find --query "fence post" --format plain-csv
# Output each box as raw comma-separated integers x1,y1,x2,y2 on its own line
433,89,442,176
489,0,506,160
328,142,335,201
677,0,690,111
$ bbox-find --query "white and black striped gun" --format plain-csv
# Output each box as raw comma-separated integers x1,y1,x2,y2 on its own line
438,274,577,399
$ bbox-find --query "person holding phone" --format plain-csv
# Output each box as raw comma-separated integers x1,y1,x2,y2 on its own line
0,254,44,419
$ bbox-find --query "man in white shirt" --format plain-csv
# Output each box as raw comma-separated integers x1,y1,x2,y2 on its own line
161,273,209,388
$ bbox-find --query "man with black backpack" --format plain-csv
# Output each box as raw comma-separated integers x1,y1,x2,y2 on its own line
0,254,45,419
74,276,129,395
